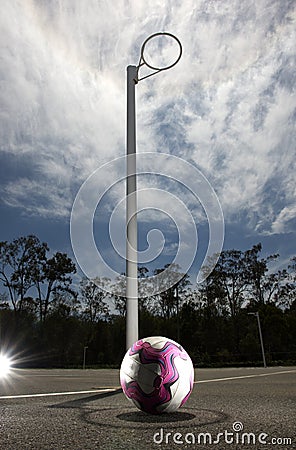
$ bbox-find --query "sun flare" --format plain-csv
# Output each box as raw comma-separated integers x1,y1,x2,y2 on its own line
0,353,12,378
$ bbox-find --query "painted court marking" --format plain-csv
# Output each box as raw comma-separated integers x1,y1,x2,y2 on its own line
0,388,118,400
194,369,296,384
0,369,294,400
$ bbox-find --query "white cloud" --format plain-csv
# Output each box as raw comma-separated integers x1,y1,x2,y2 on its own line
2,177,72,218
271,205,296,234
0,0,295,245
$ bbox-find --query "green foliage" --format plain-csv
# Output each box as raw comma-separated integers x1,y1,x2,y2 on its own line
0,236,295,367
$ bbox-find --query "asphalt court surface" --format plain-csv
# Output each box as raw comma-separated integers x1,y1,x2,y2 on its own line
0,367,295,449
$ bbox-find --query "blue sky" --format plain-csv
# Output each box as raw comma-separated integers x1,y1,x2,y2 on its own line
0,0,295,287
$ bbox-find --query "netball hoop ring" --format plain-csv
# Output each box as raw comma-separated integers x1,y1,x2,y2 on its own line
136,32,182,81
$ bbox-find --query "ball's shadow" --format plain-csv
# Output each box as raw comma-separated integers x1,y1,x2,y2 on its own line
117,410,195,423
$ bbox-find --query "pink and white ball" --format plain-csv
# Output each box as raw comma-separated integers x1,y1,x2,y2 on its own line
120,336,194,414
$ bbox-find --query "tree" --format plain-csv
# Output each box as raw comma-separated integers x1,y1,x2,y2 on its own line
201,247,260,357
35,251,77,322
244,243,282,305
275,257,296,308
151,263,190,319
0,236,77,322
112,267,153,316
112,273,126,316
243,245,296,309
0,236,48,313
202,249,249,319
80,277,110,323
0,292,9,310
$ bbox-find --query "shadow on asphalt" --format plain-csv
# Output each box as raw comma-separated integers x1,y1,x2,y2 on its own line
50,388,123,409
50,390,228,429
82,407,228,429
117,410,196,423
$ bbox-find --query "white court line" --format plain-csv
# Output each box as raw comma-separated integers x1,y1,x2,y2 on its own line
0,388,118,400
194,369,296,384
1,370,295,399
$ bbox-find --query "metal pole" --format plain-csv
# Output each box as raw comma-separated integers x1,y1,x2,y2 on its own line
256,312,267,368
126,65,138,350
124,33,182,350
176,285,180,342
83,346,88,370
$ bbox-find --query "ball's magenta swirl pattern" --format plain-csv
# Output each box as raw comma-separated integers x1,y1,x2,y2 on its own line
121,339,193,414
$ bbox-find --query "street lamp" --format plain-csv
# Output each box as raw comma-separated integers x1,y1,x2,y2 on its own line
126,33,182,350
248,312,267,368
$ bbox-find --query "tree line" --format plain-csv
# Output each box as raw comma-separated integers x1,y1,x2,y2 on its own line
0,235,295,367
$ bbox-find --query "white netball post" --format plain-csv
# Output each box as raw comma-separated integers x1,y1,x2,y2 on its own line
126,33,182,350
